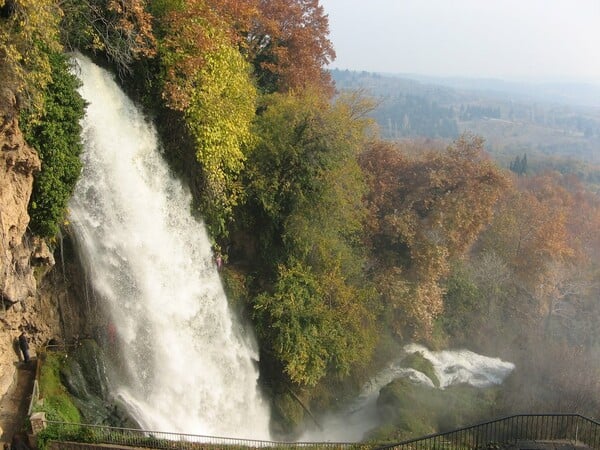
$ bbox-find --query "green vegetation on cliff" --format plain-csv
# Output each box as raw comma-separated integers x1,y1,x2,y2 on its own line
21,52,86,238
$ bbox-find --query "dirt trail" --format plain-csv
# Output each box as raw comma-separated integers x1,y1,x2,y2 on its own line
0,360,35,446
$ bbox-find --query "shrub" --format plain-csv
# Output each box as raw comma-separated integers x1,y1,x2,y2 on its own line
21,51,85,238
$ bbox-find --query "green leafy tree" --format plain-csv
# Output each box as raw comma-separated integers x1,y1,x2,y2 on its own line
254,260,374,387
437,264,482,343
21,52,86,238
243,91,373,260
241,91,377,387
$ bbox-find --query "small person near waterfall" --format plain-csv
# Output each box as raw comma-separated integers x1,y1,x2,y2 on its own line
18,331,30,363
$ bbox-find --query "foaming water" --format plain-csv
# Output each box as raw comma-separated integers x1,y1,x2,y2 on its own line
301,344,514,442
403,343,515,388
68,53,271,439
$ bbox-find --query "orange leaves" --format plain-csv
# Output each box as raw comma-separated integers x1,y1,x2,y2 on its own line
158,0,215,110
485,178,573,283
156,0,336,108
361,136,508,338
482,170,598,300
246,0,335,94
107,0,156,59
362,136,508,267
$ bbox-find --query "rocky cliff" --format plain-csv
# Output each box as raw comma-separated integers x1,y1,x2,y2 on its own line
0,88,58,405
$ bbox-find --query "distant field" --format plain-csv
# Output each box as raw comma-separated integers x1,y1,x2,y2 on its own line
459,117,600,163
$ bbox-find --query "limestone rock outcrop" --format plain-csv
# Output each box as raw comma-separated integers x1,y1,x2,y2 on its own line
0,88,40,308
0,88,45,406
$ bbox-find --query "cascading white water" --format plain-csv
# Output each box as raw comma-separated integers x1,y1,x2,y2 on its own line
68,54,271,439
301,344,515,442
403,343,515,389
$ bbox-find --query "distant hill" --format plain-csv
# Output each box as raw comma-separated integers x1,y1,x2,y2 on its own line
331,69,600,167
401,75,600,109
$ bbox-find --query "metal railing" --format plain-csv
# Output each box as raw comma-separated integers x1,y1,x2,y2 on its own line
41,420,371,450
27,379,39,416
39,414,600,450
376,413,600,449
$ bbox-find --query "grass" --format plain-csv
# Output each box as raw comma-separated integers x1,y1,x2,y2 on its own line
36,351,81,423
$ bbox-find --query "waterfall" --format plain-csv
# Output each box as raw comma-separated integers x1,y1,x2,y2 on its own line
68,54,271,439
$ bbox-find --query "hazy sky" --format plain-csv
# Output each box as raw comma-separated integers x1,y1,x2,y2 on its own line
319,0,600,82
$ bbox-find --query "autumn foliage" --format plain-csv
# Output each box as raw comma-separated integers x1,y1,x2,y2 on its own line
60,0,156,75
360,135,508,338
246,0,336,95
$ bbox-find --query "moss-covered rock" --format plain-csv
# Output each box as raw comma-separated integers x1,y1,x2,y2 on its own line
370,376,501,442
373,378,437,442
270,391,305,437
37,351,81,423
40,339,138,427
400,351,440,387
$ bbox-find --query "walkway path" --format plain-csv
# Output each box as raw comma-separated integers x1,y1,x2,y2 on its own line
0,360,35,447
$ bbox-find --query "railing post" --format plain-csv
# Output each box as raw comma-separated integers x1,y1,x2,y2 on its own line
30,412,47,435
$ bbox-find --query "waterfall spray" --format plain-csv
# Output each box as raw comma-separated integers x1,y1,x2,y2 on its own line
68,54,271,439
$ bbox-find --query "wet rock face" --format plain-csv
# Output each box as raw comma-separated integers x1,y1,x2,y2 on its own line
59,340,139,428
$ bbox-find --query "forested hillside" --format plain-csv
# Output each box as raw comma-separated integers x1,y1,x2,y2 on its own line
1,0,599,439
332,69,600,188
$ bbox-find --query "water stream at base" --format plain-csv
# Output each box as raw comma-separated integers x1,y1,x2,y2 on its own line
68,54,271,439
300,344,515,442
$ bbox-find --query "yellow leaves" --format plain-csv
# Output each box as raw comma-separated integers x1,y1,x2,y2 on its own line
0,0,62,117
179,36,256,231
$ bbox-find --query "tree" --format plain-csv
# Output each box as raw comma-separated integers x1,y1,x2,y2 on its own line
60,0,156,76
244,0,336,95
360,135,508,338
479,183,573,290
155,0,226,111
154,0,257,238
476,172,597,337
509,153,528,176
185,40,257,238
0,0,62,116
243,90,373,266
241,91,377,387
253,259,375,387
